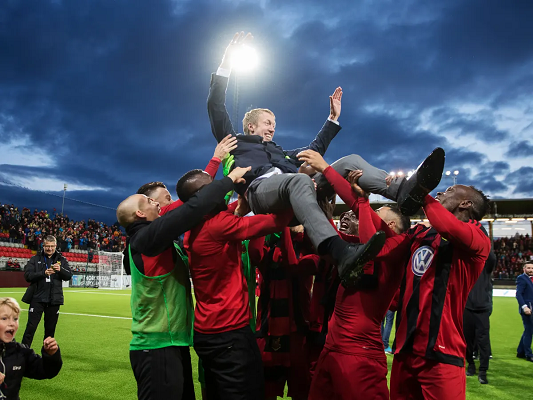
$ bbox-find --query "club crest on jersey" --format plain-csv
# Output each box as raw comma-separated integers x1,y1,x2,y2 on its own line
411,246,435,277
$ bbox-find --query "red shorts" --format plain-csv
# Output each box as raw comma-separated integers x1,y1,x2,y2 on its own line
309,348,388,400
390,353,466,400
257,333,310,399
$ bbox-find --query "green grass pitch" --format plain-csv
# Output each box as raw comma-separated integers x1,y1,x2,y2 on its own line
0,288,531,399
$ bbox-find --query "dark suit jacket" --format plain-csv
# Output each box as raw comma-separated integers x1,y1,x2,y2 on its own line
207,73,341,195
516,273,533,314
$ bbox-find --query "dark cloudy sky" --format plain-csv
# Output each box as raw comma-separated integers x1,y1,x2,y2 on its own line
1,0,533,224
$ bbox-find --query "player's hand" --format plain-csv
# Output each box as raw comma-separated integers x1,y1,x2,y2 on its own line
0,372,4,385
220,32,254,70
234,194,251,217
52,262,61,272
214,135,238,160
43,337,58,355
297,150,329,173
329,87,343,121
525,307,532,315
347,170,369,199
45,268,55,276
227,166,251,184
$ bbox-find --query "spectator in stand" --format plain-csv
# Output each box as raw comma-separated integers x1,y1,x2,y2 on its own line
6,258,14,269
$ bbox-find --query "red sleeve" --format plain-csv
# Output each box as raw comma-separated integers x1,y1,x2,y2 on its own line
159,200,183,215
226,200,238,214
209,210,292,242
423,195,491,258
248,236,266,266
389,288,401,312
322,166,358,213
357,197,396,239
205,157,222,179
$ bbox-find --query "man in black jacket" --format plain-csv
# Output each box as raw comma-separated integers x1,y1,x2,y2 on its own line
117,167,251,400
208,32,444,287
21,235,72,347
464,248,496,384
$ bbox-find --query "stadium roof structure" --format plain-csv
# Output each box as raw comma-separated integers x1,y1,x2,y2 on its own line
333,198,533,221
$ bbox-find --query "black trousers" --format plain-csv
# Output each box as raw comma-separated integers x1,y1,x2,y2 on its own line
464,308,490,372
21,301,60,347
130,346,195,400
194,326,265,400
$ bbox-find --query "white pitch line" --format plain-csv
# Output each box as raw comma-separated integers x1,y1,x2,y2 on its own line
20,309,131,320
63,290,130,296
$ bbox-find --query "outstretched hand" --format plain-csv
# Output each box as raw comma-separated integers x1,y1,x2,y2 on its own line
347,170,369,199
297,150,329,173
43,337,58,355
329,87,343,121
227,166,251,184
220,32,254,70
214,135,238,160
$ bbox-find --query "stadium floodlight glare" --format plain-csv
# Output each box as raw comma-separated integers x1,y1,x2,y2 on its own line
397,171,404,177
390,171,396,177
453,170,459,176
445,171,451,176
231,45,259,72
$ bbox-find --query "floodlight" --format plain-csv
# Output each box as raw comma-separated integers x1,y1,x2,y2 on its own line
231,45,259,72
453,170,459,176
445,171,451,176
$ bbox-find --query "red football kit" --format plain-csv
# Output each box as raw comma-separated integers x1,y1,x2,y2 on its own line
310,168,408,400
254,228,319,399
386,195,491,400
185,208,292,334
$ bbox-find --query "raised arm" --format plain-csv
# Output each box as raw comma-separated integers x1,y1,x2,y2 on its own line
423,195,491,258
285,87,343,158
207,33,253,142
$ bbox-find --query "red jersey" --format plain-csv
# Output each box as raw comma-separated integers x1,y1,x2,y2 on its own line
390,196,491,367
185,209,292,334
325,197,407,358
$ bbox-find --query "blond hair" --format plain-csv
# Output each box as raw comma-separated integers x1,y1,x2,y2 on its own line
242,108,275,134
0,297,21,315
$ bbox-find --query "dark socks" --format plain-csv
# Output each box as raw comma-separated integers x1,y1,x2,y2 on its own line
318,236,350,262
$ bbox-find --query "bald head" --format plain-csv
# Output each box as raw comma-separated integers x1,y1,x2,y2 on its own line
117,194,160,228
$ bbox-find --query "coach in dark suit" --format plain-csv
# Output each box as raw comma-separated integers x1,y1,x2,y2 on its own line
516,261,533,362
21,235,72,346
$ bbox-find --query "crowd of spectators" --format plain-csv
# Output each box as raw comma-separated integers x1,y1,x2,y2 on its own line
0,202,125,253
493,234,533,280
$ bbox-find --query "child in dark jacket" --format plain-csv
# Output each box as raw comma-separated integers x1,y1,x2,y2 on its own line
0,297,62,399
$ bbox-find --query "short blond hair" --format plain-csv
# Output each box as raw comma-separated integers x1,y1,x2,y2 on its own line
242,108,275,134
0,297,21,315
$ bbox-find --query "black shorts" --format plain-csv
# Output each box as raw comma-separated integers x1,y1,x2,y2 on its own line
130,346,195,400
194,326,264,400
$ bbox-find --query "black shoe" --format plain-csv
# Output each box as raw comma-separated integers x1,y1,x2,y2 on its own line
337,231,386,288
466,364,476,376
526,356,533,362
517,353,526,359
396,148,445,216
478,373,488,384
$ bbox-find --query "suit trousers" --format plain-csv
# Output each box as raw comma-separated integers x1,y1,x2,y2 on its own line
517,312,533,358
21,301,60,347
464,308,490,372
312,154,402,200
247,173,338,249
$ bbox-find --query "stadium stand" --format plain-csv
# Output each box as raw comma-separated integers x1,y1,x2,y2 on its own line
0,202,123,271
